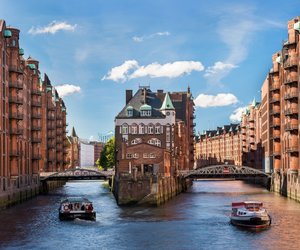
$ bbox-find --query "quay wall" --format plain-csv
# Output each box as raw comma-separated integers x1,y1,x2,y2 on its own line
271,172,300,202
0,180,66,210
113,174,192,206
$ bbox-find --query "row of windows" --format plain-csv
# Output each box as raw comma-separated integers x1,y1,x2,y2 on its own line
131,138,161,147
120,123,166,135
127,110,151,117
126,153,156,159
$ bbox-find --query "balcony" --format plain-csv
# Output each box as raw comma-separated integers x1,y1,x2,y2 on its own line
31,125,41,131
270,109,280,115
10,150,19,157
270,121,280,128
32,154,41,160
9,96,23,104
272,151,281,157
48,134,55,139
9,66,23,74
56,123,63,128
271,134,280,140
270,84,280,91
285,124,298,131
270,97,280,103
283,58,298,69
284,92,298,100
31,89,41,96
31,101,42,107
47,105,56,111
48,116,55,120
9,82,23,89
284,76,298,85
9,112,23,120
32,137,42,143
10,128,23,135
286,147,298,153
284,108,298,116
48,143,55,149
32,113,42,119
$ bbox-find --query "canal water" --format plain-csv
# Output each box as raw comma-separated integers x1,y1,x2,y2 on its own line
0,180,300,250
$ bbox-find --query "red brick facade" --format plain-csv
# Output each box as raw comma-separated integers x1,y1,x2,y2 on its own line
0,20,67,197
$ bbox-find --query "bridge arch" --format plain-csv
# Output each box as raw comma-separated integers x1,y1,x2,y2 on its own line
180,165,270,179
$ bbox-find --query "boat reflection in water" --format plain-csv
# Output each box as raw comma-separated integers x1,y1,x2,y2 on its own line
230,201,271,229
59,197,96,221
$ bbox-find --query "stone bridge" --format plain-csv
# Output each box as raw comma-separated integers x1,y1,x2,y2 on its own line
40,168,115,181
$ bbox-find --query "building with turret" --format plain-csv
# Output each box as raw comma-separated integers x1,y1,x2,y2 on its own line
113,87,194,205
0,19,68,208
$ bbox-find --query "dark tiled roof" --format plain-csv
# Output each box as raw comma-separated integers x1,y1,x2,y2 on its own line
116,88,165,118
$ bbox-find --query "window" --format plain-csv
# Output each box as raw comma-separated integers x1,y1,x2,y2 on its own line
139,124,144,134
150,153,156,158
133,153,139,158
148,124,154,134
121,124,128,134
141,110,151,117
155,124,161,134
131,124,138,134
143,153,149,158
126,153,133,159
131,138,142,145
127,109,133,117
148,138,161,147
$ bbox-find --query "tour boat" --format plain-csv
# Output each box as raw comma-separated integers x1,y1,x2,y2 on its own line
230,201,271,229
59,197,96,221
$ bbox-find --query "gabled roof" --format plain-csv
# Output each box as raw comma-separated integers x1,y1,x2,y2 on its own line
160,92,175,110
71,127,78,138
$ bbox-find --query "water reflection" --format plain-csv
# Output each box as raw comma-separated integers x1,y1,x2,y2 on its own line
0,180,299,250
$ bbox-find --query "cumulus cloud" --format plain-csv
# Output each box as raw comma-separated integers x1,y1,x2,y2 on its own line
101,60,139,82
133,31,170,42
230,106,247,122
28,21,77,35
55,84,81,98
204,61,238,78
102,60,204,82
194,93,238,108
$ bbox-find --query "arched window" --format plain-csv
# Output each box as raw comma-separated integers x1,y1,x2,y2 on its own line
131,138,142,145
139,124,145,134
148,138,161,147
121,124,128,134
131,123,138,134
155,123,161,134
148,123,154,134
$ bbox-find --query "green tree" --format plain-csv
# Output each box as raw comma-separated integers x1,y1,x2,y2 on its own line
99,137,115,170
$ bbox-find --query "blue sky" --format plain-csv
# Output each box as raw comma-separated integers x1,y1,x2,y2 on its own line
1,0,299,139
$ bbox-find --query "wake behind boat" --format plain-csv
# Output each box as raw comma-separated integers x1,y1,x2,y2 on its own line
230,201,271,229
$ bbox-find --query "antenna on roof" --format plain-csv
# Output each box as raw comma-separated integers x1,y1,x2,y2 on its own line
139,84,150,89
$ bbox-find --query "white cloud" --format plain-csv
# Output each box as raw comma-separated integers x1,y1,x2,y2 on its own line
28,21,77,35
194,93,238,108
102,60,204,82
55,84,81,98
204,61,238,78
130,61,204,79
133,31,170,42
230,106,247,122
101,60,139,82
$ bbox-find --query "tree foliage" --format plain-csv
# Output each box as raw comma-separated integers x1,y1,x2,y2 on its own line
99,137,115,170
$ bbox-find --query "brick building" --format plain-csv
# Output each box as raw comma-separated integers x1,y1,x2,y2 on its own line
0,20,67,207
264,17,300,200
114,87,194,205
195,123,241,168
240,99,263,170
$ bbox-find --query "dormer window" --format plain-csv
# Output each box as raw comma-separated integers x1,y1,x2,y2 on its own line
140,104,152,117
126,106,133,117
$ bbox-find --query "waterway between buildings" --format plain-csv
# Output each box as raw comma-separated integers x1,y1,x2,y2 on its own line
0,180,300,250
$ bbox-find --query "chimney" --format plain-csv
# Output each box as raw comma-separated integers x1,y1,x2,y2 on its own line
126,90,132,104
157,89,164,100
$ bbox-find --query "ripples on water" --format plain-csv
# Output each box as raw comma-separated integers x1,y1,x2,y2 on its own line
0,180,299,250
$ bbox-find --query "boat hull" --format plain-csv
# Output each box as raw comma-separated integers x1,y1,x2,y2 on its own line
230,215,271,229
59,211,96,221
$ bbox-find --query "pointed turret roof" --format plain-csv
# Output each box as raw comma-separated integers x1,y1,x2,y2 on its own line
71,127,78,138
160,92,175,110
